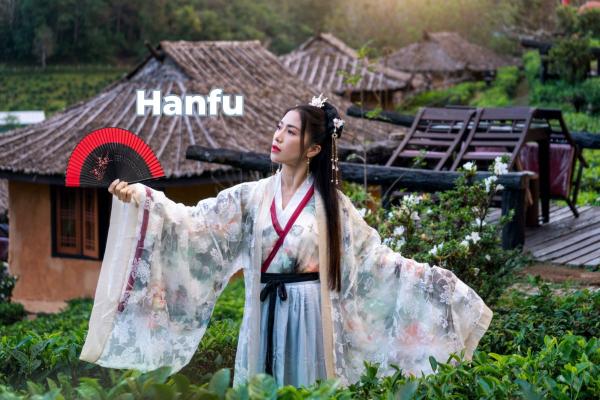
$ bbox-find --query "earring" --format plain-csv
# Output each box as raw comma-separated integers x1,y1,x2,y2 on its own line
306,157,310,166
330,132,339,185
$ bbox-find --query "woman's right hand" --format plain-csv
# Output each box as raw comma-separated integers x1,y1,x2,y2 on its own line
108,179,143,206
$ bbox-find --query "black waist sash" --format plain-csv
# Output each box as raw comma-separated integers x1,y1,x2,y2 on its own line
259,272,320,376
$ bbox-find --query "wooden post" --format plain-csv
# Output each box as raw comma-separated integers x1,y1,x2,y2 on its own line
501,187,527,249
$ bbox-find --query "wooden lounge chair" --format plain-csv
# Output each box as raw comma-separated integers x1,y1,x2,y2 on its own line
450,107,587,219
385,107,477,170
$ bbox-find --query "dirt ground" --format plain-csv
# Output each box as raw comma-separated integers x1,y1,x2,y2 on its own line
516,263,600,285
508,263,600,296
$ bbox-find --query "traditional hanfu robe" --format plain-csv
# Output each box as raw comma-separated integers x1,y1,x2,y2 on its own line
79,170,493,388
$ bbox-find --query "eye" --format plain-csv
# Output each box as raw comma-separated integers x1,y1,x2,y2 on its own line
288,129,296,135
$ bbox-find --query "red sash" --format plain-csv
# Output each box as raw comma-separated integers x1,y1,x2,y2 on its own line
261,185,315,273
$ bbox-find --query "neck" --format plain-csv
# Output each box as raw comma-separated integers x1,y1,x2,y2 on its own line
279,163,310,193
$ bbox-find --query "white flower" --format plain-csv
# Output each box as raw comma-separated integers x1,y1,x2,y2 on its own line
383,237,394,247
426,208,433,214
496,184,504,191
402,194,421,207
484,175,498,193
309,93,328,108
465,231,481,244
410,211,420,221
333,118,345,130
358,208,367,217
460,240,470,248
387,211,394,219
429,243,443,256
462,161,476,172
393,226,405,237
473,217,486,227
473,268,480,276
484,254,491,261
493,157,509,175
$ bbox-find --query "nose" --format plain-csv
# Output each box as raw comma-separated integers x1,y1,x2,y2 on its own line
274,126,283,142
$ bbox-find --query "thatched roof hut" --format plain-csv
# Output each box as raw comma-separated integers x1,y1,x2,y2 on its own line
279,33,426,109
381,31,517,87
0,40,400,181
0,40,404,309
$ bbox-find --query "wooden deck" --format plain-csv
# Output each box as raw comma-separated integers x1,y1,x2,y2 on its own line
486,205,600,267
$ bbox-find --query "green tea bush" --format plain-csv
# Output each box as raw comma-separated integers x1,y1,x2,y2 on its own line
0,67,126,116
1,333,598,399
479,277,600,355
0,279,246,388
180,278,244,383
0,299,95,387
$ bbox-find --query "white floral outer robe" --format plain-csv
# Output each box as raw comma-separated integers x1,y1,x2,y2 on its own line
79,174,493,387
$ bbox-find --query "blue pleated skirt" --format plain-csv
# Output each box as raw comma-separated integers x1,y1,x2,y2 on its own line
258,277,327,388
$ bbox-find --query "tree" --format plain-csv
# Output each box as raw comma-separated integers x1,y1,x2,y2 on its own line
33,23,55,68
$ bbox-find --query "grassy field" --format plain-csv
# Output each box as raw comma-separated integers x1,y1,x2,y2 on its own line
0,65,128,117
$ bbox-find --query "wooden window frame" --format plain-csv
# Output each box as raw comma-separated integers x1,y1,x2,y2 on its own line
51,186,101,260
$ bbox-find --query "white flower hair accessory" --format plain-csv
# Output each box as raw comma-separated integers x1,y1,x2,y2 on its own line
329,117,343,186
333,117,345,132
309,93,328,108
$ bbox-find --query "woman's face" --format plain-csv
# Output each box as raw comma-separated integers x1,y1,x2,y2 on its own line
270,110,320,166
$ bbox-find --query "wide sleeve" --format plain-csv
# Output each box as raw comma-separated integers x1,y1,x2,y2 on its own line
79,181,256,374
335,191,493,379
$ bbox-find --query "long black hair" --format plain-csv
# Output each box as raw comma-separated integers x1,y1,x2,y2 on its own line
281,102,344,292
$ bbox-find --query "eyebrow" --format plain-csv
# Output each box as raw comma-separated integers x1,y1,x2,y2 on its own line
280,120,299,131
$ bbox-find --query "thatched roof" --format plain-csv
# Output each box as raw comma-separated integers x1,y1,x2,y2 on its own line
381,31,516,73
0,40,404,181
279,33,424,93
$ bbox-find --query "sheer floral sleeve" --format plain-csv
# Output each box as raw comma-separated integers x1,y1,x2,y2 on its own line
331,191,493,381
80,181,257,374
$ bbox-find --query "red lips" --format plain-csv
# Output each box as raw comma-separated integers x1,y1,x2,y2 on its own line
272,145,281,152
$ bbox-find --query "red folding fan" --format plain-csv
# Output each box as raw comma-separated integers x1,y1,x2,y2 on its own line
65,127,165,187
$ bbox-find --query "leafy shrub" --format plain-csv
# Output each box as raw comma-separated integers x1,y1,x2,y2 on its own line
578,8,600,37
179,278,244,383
180,319,240,384
1,333,598,399
342,156,531,303
581,78,600,115
0,299,95,387
548,35,593,84
0,279,246,388
479,276,600,355
397,81,485,113
0,302,26,326
523,50,542,83
0,261,17,303
0,67,126,117
398,66,521,113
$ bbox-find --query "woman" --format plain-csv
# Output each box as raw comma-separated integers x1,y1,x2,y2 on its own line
79,95,493,389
